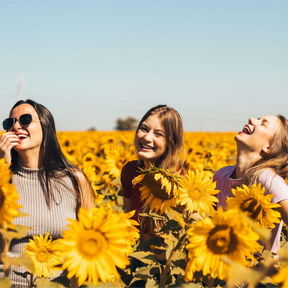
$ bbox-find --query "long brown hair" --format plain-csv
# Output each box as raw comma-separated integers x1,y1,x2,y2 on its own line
135,105,185,173
244,114,288,186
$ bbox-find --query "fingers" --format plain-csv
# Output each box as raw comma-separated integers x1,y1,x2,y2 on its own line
0,132,21,164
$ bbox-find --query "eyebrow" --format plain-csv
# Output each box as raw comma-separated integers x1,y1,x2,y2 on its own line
258,118,269,124
141,123,165,132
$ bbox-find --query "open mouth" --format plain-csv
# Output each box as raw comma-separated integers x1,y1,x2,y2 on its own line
140,143,155,151
242,125,253,135
17,134,28,140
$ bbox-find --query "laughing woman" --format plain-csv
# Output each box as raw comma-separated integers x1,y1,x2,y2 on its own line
213,115,288,254
0,99,95,287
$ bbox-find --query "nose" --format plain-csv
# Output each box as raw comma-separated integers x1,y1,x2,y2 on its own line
248,118,258,125
12,119,21,131
143,131,153,142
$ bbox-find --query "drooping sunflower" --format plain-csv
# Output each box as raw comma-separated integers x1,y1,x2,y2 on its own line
105,146,137,179
0,158,22,230
225,183,281,229
132,164,183,215
60,207,132,286
23,232,63,278
185,207,260,281
177,169,219,217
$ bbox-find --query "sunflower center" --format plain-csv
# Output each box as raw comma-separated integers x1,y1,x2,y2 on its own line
143,174,174,200
240,198,263,220
36,248,50,262
188,184,205,201
0,189,4,210
206,225,238,254
116,158,127,170
77,230,108,260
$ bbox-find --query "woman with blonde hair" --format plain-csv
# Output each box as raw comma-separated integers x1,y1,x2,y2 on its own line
214,115,288,253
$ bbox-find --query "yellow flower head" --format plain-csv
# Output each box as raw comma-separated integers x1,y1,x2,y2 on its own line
225,183,281,229
132,164,183,215
60,207,133,286
105,146,136,179
0,158,22,230
177,169,219,217
23,232,63,278
185,207,260,281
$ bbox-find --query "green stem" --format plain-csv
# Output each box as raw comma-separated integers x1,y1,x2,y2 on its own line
159,233,188,287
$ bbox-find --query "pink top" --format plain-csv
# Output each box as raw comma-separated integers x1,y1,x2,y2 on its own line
213,166,288,253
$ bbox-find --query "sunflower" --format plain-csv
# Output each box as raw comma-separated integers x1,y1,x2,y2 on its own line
60,207,132,286
132,164,183,215
177,169,219,217
225,183,281,229
185,207,260,281
0,158,22,230
105,146,136,179
23,232,63,278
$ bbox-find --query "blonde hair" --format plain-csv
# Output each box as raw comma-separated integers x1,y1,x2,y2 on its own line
135,105,185,173
244,114,288,186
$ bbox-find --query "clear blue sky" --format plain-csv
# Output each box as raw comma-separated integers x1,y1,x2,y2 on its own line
0,0,287,131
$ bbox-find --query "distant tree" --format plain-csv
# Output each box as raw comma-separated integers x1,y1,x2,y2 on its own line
115,117,138,131
87,126,97,131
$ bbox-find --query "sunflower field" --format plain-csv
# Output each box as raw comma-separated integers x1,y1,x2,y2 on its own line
0,131,287,288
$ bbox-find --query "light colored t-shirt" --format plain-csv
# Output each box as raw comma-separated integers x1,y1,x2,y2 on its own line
213,166,288,253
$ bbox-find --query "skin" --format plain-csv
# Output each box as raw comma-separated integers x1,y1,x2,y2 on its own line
232,115,288,226
0,103,94,210
124,115,167,212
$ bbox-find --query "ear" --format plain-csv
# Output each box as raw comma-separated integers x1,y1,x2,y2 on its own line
262,146,270,154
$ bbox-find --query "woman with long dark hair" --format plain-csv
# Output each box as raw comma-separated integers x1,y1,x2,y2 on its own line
0,99,94,286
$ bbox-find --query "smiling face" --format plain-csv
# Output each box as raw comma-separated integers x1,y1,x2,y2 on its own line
235,115,280,155
10,104,43,155
134,115,167,168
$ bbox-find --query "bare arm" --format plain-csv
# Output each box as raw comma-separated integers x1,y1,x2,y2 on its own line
74,170,95,210
275,199,288,226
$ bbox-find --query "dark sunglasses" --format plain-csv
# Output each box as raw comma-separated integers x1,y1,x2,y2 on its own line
2,114,33,131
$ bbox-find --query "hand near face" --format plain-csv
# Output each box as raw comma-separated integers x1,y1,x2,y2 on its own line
0,131,20,164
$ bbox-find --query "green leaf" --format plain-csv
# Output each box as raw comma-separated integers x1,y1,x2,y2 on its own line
139,213,167,221
168,278,203,288
0,277,12,288
80,280,124,287
7,253,35,273
0,225,32,241
129,251,158,264
36,278,65,288
137,237,162,252
145,278,158,288
225,260,262,288
170,206,184,215
159,220,181,233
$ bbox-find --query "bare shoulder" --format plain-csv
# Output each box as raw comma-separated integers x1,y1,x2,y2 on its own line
72,168,89,183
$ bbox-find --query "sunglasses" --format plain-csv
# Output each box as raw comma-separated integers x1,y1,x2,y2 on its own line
2,114,33,131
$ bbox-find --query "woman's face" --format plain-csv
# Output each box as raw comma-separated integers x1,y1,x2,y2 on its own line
134,115,167,168
10,104,43,154
235,115,280,154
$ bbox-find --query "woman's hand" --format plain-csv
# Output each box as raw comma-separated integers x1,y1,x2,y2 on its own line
0,132,20,164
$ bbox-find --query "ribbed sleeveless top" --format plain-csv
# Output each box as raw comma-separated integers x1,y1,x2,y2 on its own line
2,163,77,287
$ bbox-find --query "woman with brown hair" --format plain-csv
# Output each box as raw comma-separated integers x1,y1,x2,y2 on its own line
120,104,185,221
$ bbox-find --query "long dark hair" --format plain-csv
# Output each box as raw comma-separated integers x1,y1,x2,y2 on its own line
10,99,89,209
135,105,185,173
